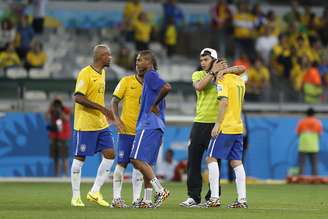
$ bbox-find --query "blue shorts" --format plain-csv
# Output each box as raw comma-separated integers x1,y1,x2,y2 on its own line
117,134,135,164
207,133,243,160
72,127,114,157
130,129,163,165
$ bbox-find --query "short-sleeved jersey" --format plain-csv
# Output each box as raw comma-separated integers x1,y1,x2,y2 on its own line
192,71,218,123
137,70,166,132
113,75,143,135
216,74,245,134
74,65,108,131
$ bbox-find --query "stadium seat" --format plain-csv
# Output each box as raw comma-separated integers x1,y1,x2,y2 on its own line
6,68,28,79
29,68,51,79
24,91,47,100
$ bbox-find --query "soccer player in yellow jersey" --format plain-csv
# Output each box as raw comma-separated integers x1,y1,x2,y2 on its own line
111,70,144,208
70,45,115,207
204,70,248,208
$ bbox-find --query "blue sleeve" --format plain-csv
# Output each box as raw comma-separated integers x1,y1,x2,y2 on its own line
145,71,165,91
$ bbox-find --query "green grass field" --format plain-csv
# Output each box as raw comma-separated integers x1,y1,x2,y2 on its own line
0,182,327,219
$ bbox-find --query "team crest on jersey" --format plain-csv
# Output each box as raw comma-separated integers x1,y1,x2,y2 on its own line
80,144,87,152
77,80,84,89
216,84,223,92
119,150,124,159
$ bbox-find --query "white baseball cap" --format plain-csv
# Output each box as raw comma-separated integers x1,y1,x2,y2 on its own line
200,48,218,59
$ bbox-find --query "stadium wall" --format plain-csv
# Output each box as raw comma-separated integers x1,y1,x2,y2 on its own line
0,113,327,179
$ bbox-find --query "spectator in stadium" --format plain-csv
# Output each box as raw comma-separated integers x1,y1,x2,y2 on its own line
0,18,16,51
318,6,328,46
163,16,177,57
0,42,21,72
302,62,323,104
122,0,143,42
266,10,284,36
30,0,48,34
233,1,256,59
172,160,187,182
46,98,71,177
246,57,270,100
132,12,152,51
25,40,47,71
252,3,266,32
255,24,278,65
70,44,115,207
283,0,301,26
210,0,233,57
116,46,134,71
16,15,35,59
157,149,178,181
162,0,184,29
271,33,292,78
296,108,323,176
291,56,309,92
233,53,250,70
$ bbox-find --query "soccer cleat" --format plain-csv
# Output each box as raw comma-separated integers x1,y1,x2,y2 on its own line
154,188,170,208
131,198,143,208
179,197,199,208
138,201,155,209
111,198,129,208
86,191,110,207
201,197,221,208
71,197,85,207
227,199,248,208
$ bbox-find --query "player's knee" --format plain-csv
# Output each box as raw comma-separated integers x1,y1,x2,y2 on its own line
102,149,115,159
230,160,242,168
130,159,140,169
207,157,217,164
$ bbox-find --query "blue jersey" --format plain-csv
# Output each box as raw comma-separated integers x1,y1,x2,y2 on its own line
136,70,166,132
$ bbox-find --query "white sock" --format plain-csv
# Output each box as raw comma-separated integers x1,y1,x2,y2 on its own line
143,188,153,203
71,159,84,199
132,168,143,202
208,162,220,199
90,157,114,193
113,165,125,199
150,177,164,193
234,164,246,202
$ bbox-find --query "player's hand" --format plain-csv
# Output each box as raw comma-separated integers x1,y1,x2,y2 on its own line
102,107,115,123
211,123,221,138
211,60,228,74
150,105,160,116
115,119,126,133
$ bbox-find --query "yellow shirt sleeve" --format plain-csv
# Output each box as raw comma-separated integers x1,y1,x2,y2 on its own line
74,70,90,95
217,79,229,99
113,77,128,99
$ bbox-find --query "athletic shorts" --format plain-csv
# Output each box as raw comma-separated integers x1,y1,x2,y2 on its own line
72,127,114,157
117,134,135,164
207,133,243,160
129,129,163,165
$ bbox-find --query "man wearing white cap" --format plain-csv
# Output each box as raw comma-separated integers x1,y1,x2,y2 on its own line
180,48,246,207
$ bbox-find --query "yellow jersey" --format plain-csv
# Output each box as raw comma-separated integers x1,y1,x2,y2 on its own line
133,20,152,43
216,74,245,134
74,65,108,131
113,75,143,135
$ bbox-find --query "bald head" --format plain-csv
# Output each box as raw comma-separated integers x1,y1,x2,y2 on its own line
93,44,112,67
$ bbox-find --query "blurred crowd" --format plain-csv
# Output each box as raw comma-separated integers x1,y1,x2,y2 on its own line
0,0,48,76
117,0,328,104
1,0,328,104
